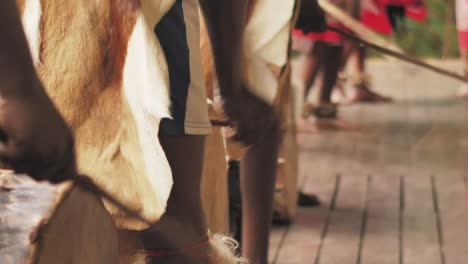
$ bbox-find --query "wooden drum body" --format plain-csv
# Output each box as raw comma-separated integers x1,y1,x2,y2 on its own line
0,172,119,264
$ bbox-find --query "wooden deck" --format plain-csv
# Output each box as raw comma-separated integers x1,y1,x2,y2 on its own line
269,60,468,264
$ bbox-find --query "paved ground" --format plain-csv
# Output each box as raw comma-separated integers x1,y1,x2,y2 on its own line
269,59,468,264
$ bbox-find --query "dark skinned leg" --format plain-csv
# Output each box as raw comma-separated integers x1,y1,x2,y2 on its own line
318,44,344,104
240,125,280,264
301,42,325,99
350,46,392,102
356,45,366,73
332,40,356,102
340,40,356,70
141,134,208,264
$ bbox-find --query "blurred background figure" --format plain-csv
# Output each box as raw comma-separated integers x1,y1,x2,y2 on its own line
337,0,427,103
292,0,353,130
292,0,428,131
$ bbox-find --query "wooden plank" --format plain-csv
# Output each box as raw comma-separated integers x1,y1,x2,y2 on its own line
274,174,338,264
435,175,468,263
272,131,341,263
281,60,468,264
318,175,367,264
268,226,288,263
361,176,400,264
403,176,442,264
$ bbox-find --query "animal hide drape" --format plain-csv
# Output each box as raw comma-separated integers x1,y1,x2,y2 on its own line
18,0,176,230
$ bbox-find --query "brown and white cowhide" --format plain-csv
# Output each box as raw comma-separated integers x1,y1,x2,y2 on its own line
17,0,176,230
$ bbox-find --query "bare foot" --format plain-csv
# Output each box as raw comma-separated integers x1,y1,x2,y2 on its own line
348,82,392,103
141,234,241,264
303,103,338,119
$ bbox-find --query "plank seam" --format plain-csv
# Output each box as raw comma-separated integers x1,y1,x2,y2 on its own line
399,175,404,264
271,228,290,264
431,175,446,264
314,174,341,264
357,175,371,264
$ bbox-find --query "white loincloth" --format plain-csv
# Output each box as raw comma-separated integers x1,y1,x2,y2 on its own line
243,0,296,105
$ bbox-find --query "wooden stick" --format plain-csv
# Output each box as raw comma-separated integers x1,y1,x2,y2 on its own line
327,25,468,83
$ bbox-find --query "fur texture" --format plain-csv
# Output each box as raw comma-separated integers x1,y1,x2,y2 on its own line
209,234,248,264
20,0,41,65
130,234,247,264
18,0,173,229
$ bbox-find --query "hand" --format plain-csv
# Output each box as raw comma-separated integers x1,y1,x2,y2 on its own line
0,84,76,183
295,0,327,33
220,87,279,146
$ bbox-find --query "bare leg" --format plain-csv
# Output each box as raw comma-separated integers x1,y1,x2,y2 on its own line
298,43,344,130
340,40,357,68
240,126,280,264
297,42,325,132
332,40,357,102
315,44,361,130
301,42,324,100
349,46,392,102
355,45,366,73
141,134,208,263
306,44,343,120
318,45,344,105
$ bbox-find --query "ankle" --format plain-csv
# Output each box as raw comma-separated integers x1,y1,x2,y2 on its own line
142,236,211,264
142,214,207,250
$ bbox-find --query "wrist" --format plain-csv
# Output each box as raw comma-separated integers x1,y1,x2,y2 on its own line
218,81,242,100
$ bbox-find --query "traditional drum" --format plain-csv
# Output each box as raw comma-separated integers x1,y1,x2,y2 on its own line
0,172,119,264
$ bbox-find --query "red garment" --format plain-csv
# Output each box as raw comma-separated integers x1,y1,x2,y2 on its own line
293,23,346,44
405,5,427,22
457,0,468,51
293,0,426,42
361,8,393,35
380,0,421,5
361,0,427,35
459,31,468,51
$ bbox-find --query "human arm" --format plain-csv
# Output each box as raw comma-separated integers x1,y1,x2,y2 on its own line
199,0,279,145
0,0,76,182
